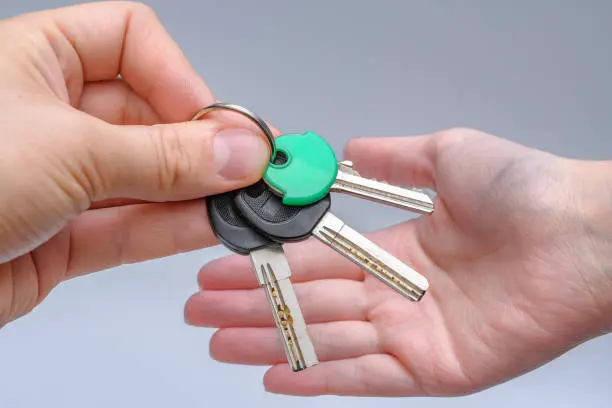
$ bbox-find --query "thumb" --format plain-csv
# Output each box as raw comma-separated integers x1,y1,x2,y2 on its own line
344,134,439,189
89,120,271,201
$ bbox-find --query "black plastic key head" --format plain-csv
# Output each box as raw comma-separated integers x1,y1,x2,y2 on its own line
206,191,273,255
233,181,331,243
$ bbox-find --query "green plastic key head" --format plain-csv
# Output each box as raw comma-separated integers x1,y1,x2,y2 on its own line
264,131,338,206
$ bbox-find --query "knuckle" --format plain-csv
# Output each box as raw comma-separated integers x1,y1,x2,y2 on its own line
123,1,159,19
432,127,479,145
429,127,489,162
149,124,196,193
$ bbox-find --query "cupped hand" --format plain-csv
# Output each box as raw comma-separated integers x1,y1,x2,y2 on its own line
0,2,271,328
186,127,612,396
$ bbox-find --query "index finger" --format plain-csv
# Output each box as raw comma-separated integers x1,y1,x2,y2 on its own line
22,1,213,122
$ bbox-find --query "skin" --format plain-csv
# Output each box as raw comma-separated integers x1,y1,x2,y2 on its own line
1,0,611,400
186,129,612,396
0,2,272,327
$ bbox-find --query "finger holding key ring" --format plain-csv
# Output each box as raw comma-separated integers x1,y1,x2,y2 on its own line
191,102,277,162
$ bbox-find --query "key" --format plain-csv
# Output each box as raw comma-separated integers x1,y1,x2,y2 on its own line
332,160,434,214
207,192,318,371
264,131,434,213
233,183,430,302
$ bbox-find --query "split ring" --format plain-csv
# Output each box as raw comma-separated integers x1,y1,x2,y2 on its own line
191,102,276,161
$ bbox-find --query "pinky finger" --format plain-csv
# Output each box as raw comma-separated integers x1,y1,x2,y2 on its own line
263,354,421,397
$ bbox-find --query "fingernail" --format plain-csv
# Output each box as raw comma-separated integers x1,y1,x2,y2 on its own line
214,129,269,180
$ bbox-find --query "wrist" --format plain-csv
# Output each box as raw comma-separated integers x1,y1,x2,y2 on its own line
567,159,612,333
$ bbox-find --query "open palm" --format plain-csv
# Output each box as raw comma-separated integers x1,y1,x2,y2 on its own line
185,128,611,396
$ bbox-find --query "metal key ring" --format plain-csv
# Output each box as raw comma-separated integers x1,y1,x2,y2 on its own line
190,102,276,161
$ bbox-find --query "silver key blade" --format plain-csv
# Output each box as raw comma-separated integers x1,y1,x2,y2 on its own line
312,212,429,301
331,161,434,215
250,245,318,371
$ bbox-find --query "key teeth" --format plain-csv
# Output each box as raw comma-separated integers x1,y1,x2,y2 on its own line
338,160,362,175
370,177,426,196
335,161,434,214
372,177,425,193
373,177,427,194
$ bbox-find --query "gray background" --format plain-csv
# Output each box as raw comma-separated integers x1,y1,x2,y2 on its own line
1,0,611,407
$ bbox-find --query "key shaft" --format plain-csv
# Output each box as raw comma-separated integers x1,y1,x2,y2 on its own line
331,161,434,215
207,192,318,371
312,212,429,301
250,245,318,371
234,183,429,302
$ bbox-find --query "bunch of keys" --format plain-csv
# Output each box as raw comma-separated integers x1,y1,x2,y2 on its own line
192,103,435,372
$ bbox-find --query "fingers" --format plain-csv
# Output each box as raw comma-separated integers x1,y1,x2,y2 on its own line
185,279,368,327
88,119,270,201
263,354,418,396
78,79,161,125
209,321,380,366
17,1,281,203
344,134,438,188
65,199,215,277
198,238,365,290
30,1,213,121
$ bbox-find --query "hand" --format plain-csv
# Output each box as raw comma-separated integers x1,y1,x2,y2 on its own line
0,2,271,328
185,127,612,396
